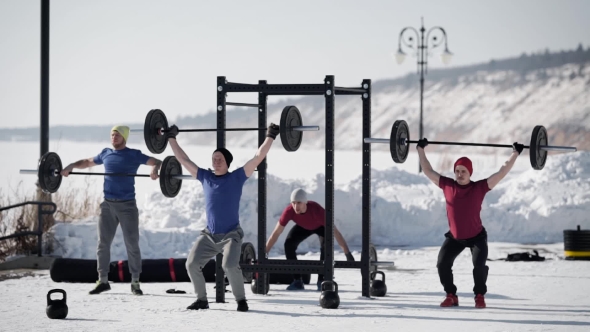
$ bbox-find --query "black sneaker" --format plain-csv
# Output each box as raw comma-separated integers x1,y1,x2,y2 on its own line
187,299,209,310
131,281,143,295
237,299,249,312
89,281,111,295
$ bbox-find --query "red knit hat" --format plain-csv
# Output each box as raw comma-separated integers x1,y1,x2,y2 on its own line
454,157,473,176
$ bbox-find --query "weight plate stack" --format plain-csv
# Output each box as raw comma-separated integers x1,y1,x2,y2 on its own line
564,226,590,260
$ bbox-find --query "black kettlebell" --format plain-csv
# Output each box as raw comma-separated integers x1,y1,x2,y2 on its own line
46,289,68,319
250,270,269,295
370,271,387,297
319,281,340,309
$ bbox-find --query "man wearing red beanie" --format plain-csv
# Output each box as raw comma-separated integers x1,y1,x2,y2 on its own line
416,138,524,309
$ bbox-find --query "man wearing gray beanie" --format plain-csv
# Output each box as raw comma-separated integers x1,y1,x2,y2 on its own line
266,188,354,291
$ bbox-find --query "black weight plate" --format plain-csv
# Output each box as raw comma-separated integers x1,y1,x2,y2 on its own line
38,152,63,193
390,120,410,163
564,230,590,251
144,109,169,154
240,242,256,283
530,125,548,170
159,156,183,198
250,261,270,294
280,106,303,152
369,243,378,279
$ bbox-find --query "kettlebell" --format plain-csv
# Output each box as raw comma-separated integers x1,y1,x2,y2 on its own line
370,271,387,297
319,281,340,309
46,289,68,319
250,268,269,295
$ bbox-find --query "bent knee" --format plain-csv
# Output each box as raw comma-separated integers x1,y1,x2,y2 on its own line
284,240,298,252
436,262,453,270
186,259,201,272
221,260,240,271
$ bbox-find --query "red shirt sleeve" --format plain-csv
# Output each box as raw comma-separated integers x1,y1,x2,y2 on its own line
438,176,453,189
279,205,293,227
478,179,492,194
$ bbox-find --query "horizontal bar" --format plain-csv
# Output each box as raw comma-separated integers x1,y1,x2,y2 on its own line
406,139,517,149
20,169,196,180
364,138,389,144
262,259,326,266
225,82,326,95
0,201,57,213
243,259,395,270
172,125,320,133
226,102,261,108
334,87,366,94
292,126,320,131
179,128,264,132
406,139,577,152
240,264,325,274
366,138,578,153
0,231,41,241
539,146,577,152
132,126,320,134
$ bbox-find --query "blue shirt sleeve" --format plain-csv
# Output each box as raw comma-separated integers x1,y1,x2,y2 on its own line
93,149,107,165
233,167,248,185
134,150,151,165
196,167,208,183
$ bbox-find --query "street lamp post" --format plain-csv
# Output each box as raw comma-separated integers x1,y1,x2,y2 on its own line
395,17,453,172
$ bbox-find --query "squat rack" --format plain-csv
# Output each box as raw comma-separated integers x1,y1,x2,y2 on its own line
214,75,374,306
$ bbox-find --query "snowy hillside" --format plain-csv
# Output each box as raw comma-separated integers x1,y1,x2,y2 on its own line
204,61,590,155
2,48,589,153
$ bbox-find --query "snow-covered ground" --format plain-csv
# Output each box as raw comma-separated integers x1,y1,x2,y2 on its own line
1,140,590,331
1,243,589,332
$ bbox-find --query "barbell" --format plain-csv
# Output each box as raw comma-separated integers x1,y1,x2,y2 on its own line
364,120,578,170
20,152,188,198
131,105,319,154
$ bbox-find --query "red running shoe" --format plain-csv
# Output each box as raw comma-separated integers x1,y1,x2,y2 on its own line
475,294,486,308
440,293,459,307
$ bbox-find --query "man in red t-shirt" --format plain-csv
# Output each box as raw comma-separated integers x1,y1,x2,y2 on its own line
265,188,354,291
417,138,524,309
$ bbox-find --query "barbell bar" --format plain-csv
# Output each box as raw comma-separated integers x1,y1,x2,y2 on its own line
134,105,319,154
19,152,189,198
19,169,194,179
130,126,318,134
363,120,578,170
363,138,577,152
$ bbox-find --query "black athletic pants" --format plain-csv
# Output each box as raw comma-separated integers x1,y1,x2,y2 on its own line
436,228,489,296
284,224,325,282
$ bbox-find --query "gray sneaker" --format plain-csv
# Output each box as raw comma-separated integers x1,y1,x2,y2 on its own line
131,281,143,295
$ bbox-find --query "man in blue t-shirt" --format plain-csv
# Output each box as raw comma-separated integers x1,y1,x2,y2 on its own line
61,125,162,296
165,122,280,312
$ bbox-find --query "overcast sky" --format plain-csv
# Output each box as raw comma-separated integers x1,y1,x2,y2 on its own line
1,0,589,128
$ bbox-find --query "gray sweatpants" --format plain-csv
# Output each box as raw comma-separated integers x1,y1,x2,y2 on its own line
186,225,246,301
97,199,141,282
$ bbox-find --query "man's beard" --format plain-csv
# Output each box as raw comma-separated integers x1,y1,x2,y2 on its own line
112,141,125,149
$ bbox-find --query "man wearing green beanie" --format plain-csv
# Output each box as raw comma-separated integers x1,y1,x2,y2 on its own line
61,125,162,296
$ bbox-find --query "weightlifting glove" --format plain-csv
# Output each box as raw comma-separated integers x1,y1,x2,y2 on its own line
513,142,524,155
417,138,429,149
166,125,179,139
345,252,355,262
266,123,280,140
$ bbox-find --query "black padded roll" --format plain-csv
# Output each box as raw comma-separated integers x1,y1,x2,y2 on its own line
50,258,216,283
50,258,98,283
